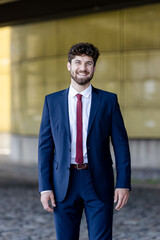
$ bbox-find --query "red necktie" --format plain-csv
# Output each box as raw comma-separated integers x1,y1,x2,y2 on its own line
75,94,83,166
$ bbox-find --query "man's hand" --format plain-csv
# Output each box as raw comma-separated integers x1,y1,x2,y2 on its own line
40,191,56,213
114,188,129,211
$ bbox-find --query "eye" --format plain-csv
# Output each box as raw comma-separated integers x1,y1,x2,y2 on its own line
86,62,93,66
75,61,81,64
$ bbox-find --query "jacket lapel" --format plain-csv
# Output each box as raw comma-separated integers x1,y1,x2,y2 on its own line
87,86,101,136
61,88,71,141
61,86,101,141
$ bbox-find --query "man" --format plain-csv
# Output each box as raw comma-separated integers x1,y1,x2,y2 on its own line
38,42,131,240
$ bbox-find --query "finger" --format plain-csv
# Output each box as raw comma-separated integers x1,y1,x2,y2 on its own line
41,197,52,211
45,205,54,213
114,190,118,203
118,197,126,210
51,197,56,207
124,195,129,205
42,200,54,213
116,194,129,210
122,192,129,205
115,197,123,211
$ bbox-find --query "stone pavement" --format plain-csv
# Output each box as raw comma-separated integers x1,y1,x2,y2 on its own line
0,161,160,240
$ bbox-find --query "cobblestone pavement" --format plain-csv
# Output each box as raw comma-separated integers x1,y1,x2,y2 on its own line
0,161,160,240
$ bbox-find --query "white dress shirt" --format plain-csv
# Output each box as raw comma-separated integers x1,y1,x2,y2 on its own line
69,84,92,164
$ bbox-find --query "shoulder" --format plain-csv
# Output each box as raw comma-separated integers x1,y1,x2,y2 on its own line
45,88,68,101
92,86,117,100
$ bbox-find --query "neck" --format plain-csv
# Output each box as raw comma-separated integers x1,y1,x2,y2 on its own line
71,79,90,93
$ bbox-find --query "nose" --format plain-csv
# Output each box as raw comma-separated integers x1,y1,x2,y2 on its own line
79,63,87,71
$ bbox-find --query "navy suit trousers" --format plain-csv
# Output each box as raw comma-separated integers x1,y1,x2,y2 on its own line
53,168,114,240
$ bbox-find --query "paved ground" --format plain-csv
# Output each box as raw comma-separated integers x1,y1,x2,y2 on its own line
0,161,160,240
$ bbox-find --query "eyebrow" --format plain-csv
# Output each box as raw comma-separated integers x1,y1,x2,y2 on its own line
87,61,94,64
74,60,94,64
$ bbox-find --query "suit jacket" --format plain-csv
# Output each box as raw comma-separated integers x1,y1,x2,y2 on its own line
38,86,131,202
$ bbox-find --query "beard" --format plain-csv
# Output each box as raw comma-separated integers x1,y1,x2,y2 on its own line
70,70,94,86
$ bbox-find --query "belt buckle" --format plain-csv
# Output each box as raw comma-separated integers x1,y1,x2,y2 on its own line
77,164,83,170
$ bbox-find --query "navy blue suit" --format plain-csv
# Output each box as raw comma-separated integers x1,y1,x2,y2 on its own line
38,86,131,239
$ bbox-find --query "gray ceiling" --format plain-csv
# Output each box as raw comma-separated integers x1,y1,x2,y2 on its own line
0,0,159,27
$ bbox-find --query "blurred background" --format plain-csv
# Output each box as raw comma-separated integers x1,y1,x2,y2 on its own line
0,0,160,239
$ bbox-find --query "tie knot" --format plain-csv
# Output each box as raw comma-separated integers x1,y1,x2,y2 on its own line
76,94,82,101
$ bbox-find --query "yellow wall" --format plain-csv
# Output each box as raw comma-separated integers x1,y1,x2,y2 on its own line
3,3,160,138
0,27,11,132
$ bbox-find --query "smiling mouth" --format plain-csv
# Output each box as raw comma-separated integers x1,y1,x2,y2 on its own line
78,74,87,76
77,72,88,76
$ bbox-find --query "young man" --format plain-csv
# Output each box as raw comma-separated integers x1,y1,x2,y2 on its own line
38,43,131,240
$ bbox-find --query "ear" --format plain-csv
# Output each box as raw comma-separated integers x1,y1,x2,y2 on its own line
93,65,96,73
67,62,71,71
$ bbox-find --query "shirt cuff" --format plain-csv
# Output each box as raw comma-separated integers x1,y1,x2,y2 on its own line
115,188,130,190
41,190,53,194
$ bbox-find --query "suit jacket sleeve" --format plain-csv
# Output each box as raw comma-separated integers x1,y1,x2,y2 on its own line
38,96,54,192
111,95,131,190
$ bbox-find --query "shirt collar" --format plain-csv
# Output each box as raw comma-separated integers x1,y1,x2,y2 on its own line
69,84,92,98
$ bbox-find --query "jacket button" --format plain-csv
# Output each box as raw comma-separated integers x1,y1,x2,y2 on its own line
87,147,90,150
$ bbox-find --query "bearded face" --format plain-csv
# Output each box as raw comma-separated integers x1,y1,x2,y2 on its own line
67,55,95,86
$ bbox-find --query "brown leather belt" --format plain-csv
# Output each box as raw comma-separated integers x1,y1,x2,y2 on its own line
70,163,88,170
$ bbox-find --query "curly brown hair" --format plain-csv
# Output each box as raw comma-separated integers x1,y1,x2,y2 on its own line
68,42,100,66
